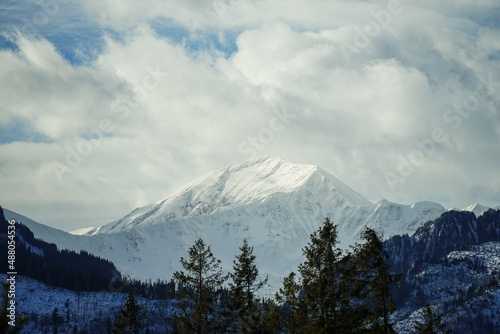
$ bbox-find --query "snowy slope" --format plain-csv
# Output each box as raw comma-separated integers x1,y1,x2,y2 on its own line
0,274,174,333
3,156,448,293
85,156,444,244
3,209,85,251
86,156,372,235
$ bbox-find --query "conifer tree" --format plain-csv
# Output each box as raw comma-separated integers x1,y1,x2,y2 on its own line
413,304,451,334
354,227,401,334
51,307,64,334
113,290,143,334
262,300,281,333
298,217,352,333
271,271,305,334
173,238,227,333
229,239,268,333
64,299,70,322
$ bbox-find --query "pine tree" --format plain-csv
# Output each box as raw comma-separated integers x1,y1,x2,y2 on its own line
354,227,402,334
413,304,451,334
51,307,64,334
298,217,352,333
271,271,305,334
64,299,70,322
113,290,143,334
173,238,227,333
229,239,268,333
262,300,281,333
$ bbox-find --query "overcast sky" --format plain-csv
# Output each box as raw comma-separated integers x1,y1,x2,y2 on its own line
1,0,499,231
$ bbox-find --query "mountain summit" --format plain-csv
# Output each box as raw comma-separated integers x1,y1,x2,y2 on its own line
89,155,372,235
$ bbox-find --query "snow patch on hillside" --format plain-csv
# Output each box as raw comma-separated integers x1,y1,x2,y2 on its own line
0,274,173,333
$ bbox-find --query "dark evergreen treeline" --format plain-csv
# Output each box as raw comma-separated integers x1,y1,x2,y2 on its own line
123,277,176,300
105,218,407,333
0,206,119,292
0,206,194,300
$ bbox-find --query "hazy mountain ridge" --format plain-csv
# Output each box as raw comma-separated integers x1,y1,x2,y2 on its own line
461,203,500,217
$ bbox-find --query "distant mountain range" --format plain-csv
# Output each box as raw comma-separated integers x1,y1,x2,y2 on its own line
3,156,498,291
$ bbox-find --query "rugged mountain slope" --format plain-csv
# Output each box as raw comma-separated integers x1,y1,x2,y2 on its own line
386,209,500,333
4,156,446,289
386,209,500,275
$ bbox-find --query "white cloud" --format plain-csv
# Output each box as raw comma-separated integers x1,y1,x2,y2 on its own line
80,0,378,31
0,0,499,230
0,35,126,140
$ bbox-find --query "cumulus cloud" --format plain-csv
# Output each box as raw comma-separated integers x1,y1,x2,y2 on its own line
0,0,499,230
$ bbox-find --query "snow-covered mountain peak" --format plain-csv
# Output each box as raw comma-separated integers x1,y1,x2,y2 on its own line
308,166,373,207
462,203,490,217
3,155,452,289
89,156,372,235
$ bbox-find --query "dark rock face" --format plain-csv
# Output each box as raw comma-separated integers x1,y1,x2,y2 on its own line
384,209,500,333
386,209,500,276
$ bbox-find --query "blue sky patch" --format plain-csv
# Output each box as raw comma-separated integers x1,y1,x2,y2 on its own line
151,20,239,58
0,119,51,144
0,0,105,65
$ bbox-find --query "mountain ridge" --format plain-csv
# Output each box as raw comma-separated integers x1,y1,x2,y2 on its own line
87,156,373,236
385,208,500,333
2,156,453,291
